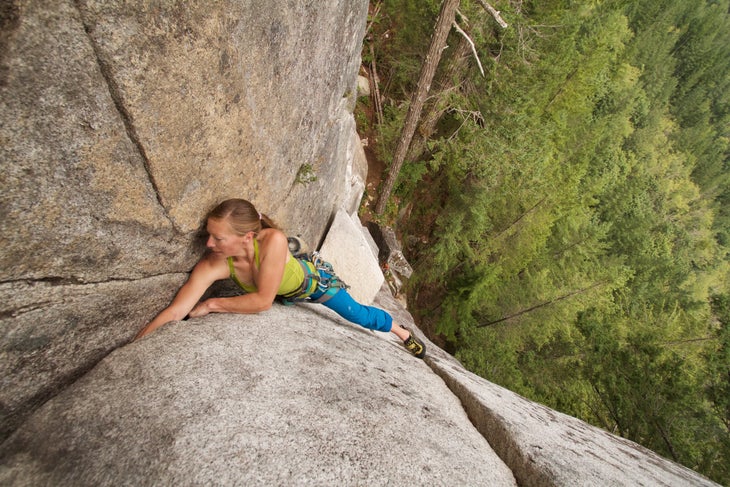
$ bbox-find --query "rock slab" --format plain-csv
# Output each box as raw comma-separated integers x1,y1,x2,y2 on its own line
0,306,517,487
424,345,721,487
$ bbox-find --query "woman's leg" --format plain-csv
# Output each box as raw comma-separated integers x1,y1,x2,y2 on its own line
320,288,392,332
389,323,410,341
319,289,426,358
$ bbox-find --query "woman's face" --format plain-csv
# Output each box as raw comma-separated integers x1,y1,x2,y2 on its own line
206,217,248,256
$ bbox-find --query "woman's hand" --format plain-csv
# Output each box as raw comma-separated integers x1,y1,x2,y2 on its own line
189,300,213,318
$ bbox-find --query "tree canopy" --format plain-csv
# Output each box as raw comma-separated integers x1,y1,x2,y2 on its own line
359,0,730,483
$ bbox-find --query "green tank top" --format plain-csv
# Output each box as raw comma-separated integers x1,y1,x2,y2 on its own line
227,239,304,296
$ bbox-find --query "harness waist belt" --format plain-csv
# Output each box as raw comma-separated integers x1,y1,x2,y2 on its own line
279,259,319,299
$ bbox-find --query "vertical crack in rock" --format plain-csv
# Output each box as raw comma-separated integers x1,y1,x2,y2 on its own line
72,1,181,233
423,355,551,486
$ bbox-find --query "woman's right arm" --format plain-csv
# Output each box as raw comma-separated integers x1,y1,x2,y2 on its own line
134,256,228,340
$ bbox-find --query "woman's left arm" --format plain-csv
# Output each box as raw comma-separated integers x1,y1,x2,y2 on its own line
190,230,289,316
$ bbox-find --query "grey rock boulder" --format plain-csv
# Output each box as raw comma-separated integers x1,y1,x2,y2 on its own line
72,0,369,244
318,210,384,305
0,274,188,441
1,0,190,283
366,222,413,279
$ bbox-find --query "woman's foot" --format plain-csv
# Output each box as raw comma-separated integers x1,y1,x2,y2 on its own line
403,333,426,359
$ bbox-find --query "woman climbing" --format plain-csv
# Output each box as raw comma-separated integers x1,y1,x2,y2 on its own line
134,198,426,358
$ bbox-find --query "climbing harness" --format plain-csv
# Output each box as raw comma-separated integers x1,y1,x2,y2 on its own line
279,251,349,304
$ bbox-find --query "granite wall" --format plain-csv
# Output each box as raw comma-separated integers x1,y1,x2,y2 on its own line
0,0,368,441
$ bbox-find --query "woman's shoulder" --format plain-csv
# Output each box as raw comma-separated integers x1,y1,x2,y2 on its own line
257,228,290,259
194,252,231,277
258,227,288,245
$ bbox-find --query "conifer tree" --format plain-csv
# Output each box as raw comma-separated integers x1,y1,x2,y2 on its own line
365,0,730,481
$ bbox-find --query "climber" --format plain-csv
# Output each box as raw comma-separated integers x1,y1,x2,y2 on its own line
134,198,426,358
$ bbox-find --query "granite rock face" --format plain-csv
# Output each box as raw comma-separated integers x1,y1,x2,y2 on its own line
0,305,517,486
0,0,368,440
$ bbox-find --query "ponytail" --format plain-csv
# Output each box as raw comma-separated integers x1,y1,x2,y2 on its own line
259,213,278,230
207,199,280,234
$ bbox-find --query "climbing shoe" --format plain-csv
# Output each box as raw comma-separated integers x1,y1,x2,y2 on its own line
403,333,426,359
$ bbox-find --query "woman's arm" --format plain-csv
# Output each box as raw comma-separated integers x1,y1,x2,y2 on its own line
134,256,228,340
190,230,289,316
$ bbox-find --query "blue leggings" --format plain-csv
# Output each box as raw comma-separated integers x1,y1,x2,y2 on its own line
309,286,393,333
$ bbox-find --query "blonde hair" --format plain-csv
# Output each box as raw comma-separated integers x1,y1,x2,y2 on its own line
207,199,279,235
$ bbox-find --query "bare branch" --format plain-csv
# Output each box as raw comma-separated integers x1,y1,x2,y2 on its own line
475,0,508,29
477,281,606,328
365,1,382,37
452,21,485,77
456,9,470,25
446,107,484,142
369,44,384,126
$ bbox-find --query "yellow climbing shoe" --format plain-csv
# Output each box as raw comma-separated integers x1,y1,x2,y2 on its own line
404,333,426,359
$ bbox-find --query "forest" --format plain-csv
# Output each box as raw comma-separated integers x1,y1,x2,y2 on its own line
356,0,730,483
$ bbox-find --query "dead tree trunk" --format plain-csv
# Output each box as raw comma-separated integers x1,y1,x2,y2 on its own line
375,0,461,215
406,37,471,163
